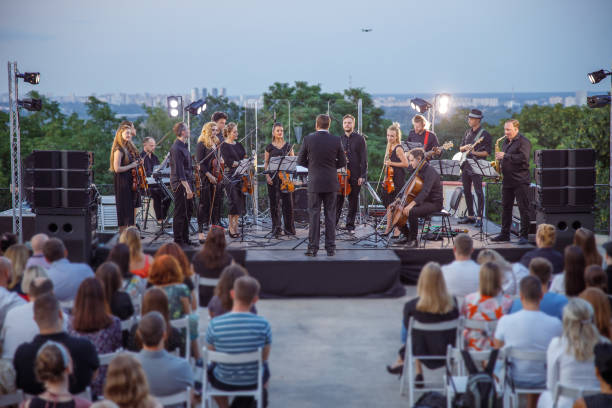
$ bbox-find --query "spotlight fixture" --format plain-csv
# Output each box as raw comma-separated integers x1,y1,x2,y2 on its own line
588,69,611,85
167,96,182,118
17,98,42,112
587,95,611,109
185,99,206,116
410,98,432,114
437,94,451,114
17,72,40,85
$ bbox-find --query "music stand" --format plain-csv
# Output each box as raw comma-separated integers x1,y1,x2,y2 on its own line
430,160,461,177
351,181,387,247
466,159,499,243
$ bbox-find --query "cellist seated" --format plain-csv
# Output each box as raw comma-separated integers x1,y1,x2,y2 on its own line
387,148,444,248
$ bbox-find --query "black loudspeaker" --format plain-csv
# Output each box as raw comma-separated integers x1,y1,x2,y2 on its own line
534,168,595,189
26,188,96,208
536,186,595,211
25,150,93,170
293,188,308,223
568,149,596,167
535,150,567,168
35,207,98,263
535,211,594,252
24,169,93,189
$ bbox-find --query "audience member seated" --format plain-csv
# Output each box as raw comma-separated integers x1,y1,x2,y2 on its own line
477,248,528,296
461,262,513,351
67,278,122,398
520,224,564,275
440,234,480,300
148,254,199,359
584,265,612,311
154,242,197,310
209,264,257,318
135,311,194,397
13,293,99,395
0,359,16,396
96,261,134,321
127,287,185,356
4,243,30,297
0,232,17,256
20,265,48,301
580,288,612,341
25,233,50,270
120,227,153,279
495,276,563,408
602,241,612,295
573,343,612,408
1,277,57,359
550,245,586,296
192,226,233,307
574,227,603,268
0,256,25,328
104,354,162,408
386,262,459,389
537,298,607,408
206,276,272,408
107,243,146,299
21,341,92,408
44,238,94,301
510,257,568,319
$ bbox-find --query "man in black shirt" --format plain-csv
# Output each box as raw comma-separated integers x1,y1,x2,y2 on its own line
491,119,532,245
406,114,439,152
458,109,492,228
14,293,99,395
170,122,195,246
335,114,367,232
141,137,169,224
394,148,444,248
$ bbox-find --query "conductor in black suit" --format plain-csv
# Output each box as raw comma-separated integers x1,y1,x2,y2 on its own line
297,114,347,257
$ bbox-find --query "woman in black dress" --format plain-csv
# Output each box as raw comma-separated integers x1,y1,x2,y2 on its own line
264,123,296,237
110,122,142,232
196,121,222,243
382,122,409,238
220,122,247,238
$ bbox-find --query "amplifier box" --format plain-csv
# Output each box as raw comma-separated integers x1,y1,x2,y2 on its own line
25,150,93,170
535,150,567,168
534,168,595,188
24,169,93,189
26,187,97,208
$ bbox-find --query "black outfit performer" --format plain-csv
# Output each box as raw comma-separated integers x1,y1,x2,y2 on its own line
381,145,407,208
491,126,532,244
220,141,247,216
113,145,141,227
196,141,222,230
169,135,194,245
335,131,367,231
265,142,296,236
140,149,169,222
297,120,346,256
406,129,439,152
458,109,492,225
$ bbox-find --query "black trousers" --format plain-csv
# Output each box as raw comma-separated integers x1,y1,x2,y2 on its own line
336,182,361,229
461,170,484,218
501,183,530,238
398,201,443,241
267,178,295,234
197,179,222,231
307,191,336,251
173,184,194,244
149,186,169,221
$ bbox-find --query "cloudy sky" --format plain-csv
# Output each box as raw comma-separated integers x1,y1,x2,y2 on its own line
1,0,611,96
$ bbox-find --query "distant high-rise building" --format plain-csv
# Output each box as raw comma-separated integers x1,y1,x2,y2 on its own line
575,90,587,106
201,88,208,98
549,96,563,105
212,88,218,97
564,96,576,107
191,88,200,102
220,88,227,97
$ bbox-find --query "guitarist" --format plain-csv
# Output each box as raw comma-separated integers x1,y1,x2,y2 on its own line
458,109,492,228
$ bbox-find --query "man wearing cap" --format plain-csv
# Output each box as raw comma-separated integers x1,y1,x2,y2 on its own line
602,241,612,294
458,109,492,228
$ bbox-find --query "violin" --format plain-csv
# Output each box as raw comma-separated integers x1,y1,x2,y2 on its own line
192,155,201,198
279,171,295,193
338,169,351,196
382,165,395,194
241,169,254,195
131,166,138,192
137,161,148,193
211,156,224,183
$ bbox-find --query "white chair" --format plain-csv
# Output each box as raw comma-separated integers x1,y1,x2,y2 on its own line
202,348,263,408
120,315,140,332
401,317,462,406
157,386,191,408
552,383,600,408
99,349,125,366
59,299,74,313
0,390,24,407
74,386,93,402
196,275,219,313
460,318,498,350
171,316,191,360
503,347,548,408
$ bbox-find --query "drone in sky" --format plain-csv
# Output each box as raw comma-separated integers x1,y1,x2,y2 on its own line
361,28,372,32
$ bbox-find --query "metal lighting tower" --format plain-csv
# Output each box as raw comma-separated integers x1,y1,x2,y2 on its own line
8,62,23,243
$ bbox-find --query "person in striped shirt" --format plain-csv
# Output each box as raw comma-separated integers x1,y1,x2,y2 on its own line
205,276,271,408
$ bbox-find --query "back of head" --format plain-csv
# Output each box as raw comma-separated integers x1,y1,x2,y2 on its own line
31,233,49,253
215,263,248,311
585,265,608,292
574,227,602,267
96,262,122,304
43,238,65,263
35,341,70,384
141,287,170,322
107,243,131,279
409,148,425,161
119,227,142,262
104,354,150,408
562,297,599,361
233,276,260,306
148,254,183,286
0,256,11,283
594,343,612,388
579,287,612,340
21,265,49,295
0,233,17,254
479,261,502,297
137,311,166,348
520,275,543,303
564,245,586,297
416,262,453,314
29,277,54,299
529,257,553,286
476,248,511,270
5,244,31,288
72,277,111,333
201,226,227,268
536,223,556,248
155,243,191,278
453,234,473,257
315,114,330,130
34,293,60,330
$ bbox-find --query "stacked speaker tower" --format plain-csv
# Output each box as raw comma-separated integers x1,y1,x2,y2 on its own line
25,150,98,263
534,149,596,251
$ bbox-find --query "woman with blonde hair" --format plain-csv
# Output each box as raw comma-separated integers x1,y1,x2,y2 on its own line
477,248,528,296
21,265,48,300
383,122,409,239
110,122,141,231
519,223,564,274
536,298,608,408
119,227,153,278
220,122,247,237
4,243,30,297
196,121,223,242
386,262,459,388
104,354,161,408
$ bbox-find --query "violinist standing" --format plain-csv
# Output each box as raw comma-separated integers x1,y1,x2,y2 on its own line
110,122,142,233
170,122,195,247
335,114,367,232
264,123,296,237
220,122,247,238
382,122,410,240
196,122,222,243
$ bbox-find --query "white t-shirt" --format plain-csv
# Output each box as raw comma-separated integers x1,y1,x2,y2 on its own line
495,309,562,385
442,259,480,299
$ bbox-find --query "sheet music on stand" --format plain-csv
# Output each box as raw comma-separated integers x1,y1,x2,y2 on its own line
430,160,461,177
268,156,297,173
467,159,499,178
232,158,254,178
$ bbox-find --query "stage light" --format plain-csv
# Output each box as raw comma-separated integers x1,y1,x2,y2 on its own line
167,96,182,118
17,72,40,85
588,69,611,84
186,99,206,116
437,94,450,114
587,95,611,108
18,98,42,111
410,98,432,114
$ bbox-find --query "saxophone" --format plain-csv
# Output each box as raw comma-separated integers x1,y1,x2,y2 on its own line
491,135,506,179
